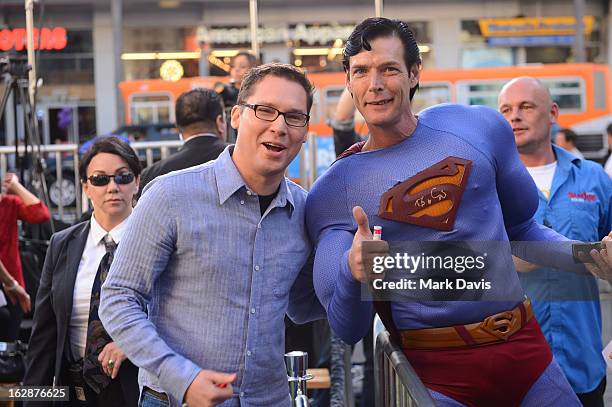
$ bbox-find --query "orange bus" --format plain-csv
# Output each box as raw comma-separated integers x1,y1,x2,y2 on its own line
120,63,612,165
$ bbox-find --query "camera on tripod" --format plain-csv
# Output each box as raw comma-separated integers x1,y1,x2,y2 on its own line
0,53,31,79
1,51,54,221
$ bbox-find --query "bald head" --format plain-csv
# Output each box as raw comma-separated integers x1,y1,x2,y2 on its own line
499,77,553,110
498,76,559,156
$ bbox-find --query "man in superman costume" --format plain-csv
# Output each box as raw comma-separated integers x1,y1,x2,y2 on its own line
305,17,612,407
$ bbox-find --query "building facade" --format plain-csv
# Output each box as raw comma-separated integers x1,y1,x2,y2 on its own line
0,0,611,142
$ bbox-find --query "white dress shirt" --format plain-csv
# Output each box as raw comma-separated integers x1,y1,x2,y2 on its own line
69,215,127,360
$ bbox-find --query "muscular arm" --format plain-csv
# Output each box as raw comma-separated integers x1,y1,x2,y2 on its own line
306,167,374,345
486,108,584,272
99,181,201,403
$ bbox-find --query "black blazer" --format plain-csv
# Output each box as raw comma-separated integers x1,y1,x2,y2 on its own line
24,221,89,388
139,134,228,195
23,221,138,405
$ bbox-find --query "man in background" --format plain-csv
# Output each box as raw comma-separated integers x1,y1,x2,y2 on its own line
499,76,611,407
139,88,228,194
554,128,584,159
216,51,259,143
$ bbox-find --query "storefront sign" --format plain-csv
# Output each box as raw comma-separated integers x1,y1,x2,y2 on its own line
0,27,68,51
479,17,594,37
196,23,354,45
487,35,575,47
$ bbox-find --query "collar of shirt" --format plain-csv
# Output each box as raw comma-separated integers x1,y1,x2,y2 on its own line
212,145,295,213
90,214,129,246
548,144,582,194
552,144,581,172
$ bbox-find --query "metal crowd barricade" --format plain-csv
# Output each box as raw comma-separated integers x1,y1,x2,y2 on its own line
0,140,184,220
130,140,183,168
298,132,319,190
0,143,80,222
374,330,436,407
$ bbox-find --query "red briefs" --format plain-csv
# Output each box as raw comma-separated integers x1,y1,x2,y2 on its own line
402,317,552,407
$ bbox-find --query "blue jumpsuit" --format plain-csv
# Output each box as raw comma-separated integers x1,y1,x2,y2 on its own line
306,104,582,406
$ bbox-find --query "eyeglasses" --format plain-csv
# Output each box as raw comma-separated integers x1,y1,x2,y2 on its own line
87,172,135,187
241,104,309,128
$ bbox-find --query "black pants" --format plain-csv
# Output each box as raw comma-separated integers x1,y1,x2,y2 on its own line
577,377,606,407
64,359,139,407
0,287,23,342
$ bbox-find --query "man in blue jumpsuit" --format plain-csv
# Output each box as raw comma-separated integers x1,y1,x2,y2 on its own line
499,77,612,407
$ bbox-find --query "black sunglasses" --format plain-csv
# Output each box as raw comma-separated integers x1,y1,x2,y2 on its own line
87,172,135,187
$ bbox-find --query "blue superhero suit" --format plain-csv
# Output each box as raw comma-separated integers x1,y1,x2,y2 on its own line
305,103,583,406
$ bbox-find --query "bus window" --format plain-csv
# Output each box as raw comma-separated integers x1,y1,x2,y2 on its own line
456,81,506,108
129,93,173,124
413,83,452,113
157,105,171,123
457,78,584,112
541,78,584,113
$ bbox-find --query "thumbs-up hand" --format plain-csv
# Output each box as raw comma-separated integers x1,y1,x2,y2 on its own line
348,206,389,283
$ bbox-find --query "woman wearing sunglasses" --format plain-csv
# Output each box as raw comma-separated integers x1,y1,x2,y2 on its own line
24,136,141,406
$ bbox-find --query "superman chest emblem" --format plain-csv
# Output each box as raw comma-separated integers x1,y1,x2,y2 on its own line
378,156,472,231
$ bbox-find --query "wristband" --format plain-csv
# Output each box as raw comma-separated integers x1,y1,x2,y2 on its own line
3,280,19,291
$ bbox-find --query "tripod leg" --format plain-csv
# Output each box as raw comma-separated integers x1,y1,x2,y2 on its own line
0,77,15,120
15,82,55,234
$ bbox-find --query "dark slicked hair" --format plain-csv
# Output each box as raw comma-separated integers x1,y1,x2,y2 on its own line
236,63,314,113
607,123,612,135
79,136,141,182
175,88,224,129
343,17,422,100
